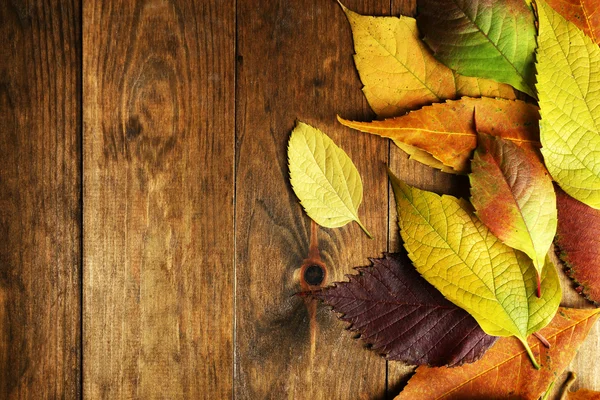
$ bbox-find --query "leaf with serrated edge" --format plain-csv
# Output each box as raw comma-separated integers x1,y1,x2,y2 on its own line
536,0,600,209
555,185,600,305
470,132,557,292
389,171,561,367
396,308,600,400
313,253,498,367
544,0,600,44
339,3,516,118
339,98,540,174
288,121,371,237
417,0,537,97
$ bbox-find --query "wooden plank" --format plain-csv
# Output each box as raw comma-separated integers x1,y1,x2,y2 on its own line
234,0,392,398
83,1,235,398
0,1,81,398
549,265,600,396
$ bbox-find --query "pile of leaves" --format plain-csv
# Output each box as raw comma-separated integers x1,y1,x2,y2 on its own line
287,0,600,398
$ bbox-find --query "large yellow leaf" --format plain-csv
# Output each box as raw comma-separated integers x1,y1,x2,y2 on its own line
288,122,371,237
389,171,562,366
536,0,600,209
340,4,517,118
396,307,600,400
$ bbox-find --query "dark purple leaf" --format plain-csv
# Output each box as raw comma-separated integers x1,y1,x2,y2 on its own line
312,253,498,367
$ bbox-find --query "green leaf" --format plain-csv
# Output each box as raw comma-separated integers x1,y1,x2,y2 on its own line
339,3,516,118
536,0,600,209
469,133,557,294
288,122,371,238
417,0,538,97
389,170,562,367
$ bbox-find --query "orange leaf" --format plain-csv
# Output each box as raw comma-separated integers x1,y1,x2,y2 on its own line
544,0,600,45
559,372,600,399
567,389,600,400
339,97,540,174
396,307,600,400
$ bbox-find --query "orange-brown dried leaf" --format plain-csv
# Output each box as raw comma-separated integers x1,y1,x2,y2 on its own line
339,97,541,174
396,308,600,400
555,186,600,305
544,0,600,44
560,372,600,399
567,389,600,399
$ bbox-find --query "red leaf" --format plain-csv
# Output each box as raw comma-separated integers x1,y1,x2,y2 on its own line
312,253,497,367
555,186,600,305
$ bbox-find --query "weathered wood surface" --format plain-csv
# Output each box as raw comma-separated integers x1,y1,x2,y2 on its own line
83,0,234,398
0,1,81,398
0,0,598,398
234,0,391,398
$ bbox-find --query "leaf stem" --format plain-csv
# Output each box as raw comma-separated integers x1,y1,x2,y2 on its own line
355,219,373,239
518,337,540,369
533,331,551,348
541,379,556,400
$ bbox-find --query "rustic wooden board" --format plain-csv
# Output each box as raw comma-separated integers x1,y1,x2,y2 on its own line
234,0,392,398
83,0,235,398
0,0,598,398
0,1,81,398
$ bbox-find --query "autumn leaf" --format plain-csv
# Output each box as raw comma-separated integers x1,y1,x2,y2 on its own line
566,388,600,400
312,253,498,367
558,372,600,400
339,97,540,173
396,308,600,400
470,132,557,294
288,121,372,237
339,3,516,118
555,186,600,305
544,0,600,44
536,0,600,209
417,0,537,97
389,171,562,367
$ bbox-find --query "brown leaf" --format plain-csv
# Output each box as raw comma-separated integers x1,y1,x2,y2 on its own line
312,253,498,367
396,307,600,400
567,389,600,400
338,97,540,173
555,186,600,305
544,0,600,45
559,372,600,399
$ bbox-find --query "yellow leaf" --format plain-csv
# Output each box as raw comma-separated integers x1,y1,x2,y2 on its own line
389,171,562,366
339,3,517,118
536,0,600,209
288,122,372,238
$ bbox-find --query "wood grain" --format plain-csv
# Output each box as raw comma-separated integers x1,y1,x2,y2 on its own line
83,0,235,398
234,0,391,398
0,1,81,398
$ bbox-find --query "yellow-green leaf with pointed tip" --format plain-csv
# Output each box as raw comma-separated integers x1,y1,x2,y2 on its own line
389,171,562,366
288,122,372,238
536,0,600,209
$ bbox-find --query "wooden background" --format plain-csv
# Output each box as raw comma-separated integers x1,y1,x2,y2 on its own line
0,0,597,398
